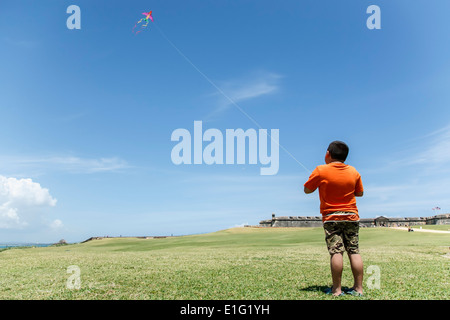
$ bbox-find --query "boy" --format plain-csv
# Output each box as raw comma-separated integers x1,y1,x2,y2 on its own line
303,141,364,296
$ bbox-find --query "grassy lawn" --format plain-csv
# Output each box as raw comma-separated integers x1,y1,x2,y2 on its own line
0,227,448,300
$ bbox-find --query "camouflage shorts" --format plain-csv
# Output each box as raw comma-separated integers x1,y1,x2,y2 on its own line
323,221,360,255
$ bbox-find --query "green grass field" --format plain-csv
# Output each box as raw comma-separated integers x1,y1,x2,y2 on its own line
0,227,448,300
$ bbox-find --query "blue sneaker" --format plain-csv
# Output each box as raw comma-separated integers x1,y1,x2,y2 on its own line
324,287,344,296
344,288,363,296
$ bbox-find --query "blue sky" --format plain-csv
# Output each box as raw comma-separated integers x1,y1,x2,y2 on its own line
1,0,450,243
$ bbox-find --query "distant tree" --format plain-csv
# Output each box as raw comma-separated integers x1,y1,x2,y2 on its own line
54,239,68,246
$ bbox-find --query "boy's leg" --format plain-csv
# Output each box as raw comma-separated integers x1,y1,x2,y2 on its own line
324,222,345,295
330,253,343,295
343,221,364,294
348,253,364,294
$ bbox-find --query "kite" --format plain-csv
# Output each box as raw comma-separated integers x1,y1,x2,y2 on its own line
133,11,154,34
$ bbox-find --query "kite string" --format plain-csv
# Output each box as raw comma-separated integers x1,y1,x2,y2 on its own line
152,22,311,174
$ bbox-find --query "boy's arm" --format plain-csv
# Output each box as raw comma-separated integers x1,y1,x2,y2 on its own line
355,174,364,197
304,167,319,194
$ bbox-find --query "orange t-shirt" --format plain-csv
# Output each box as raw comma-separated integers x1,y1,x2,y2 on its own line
304,162,363,222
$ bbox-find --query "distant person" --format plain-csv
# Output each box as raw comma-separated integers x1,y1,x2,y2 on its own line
304,141,364,296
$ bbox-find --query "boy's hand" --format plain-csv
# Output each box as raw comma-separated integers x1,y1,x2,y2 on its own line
304,186,314,194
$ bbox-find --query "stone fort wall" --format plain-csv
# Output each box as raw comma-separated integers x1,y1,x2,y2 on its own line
258,213,450,228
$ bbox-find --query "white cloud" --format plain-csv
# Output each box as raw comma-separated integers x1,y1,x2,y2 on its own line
412,124,450,166
222,76,280,102
0,175,57,229
356,123,450,216
207,71,282,117
50,219,64,229
0,155,129,175
0,205,21,228
3,37,38,49
358,180,450,218
39,156,129,173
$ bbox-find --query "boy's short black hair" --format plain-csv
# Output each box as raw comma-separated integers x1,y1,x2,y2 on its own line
327,141,349,161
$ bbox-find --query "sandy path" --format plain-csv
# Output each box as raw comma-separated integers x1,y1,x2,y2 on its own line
390,227,450,234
